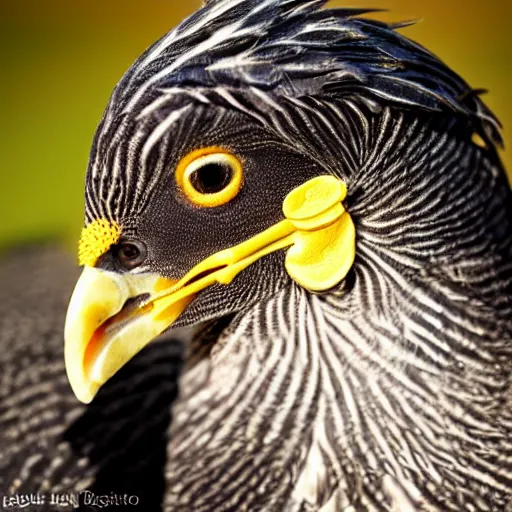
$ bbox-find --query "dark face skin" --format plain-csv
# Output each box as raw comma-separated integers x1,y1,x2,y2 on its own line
98,105,331,326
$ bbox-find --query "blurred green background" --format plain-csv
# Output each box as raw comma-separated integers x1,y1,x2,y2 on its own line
0,0,510,254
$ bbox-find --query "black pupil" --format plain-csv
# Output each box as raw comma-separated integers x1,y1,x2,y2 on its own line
120,244,140,262
115,241,146,270
190,162,233,194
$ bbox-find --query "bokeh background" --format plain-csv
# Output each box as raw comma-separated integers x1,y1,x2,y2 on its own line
1,0,510,255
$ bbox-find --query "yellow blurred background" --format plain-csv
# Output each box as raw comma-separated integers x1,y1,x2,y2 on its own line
0,0,510,253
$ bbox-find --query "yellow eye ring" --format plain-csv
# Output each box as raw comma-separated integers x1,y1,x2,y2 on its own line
175,146,244,207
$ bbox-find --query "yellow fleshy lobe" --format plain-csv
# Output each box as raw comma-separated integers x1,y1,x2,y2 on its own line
78,219,121,267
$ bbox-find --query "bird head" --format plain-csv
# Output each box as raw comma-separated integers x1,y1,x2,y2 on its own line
65,95,357,403
64,0,503,404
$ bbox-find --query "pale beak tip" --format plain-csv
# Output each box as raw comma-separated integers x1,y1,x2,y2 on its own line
66,366,100,404
75,385,98,405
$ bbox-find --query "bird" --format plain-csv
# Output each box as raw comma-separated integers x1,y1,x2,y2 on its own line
17,0,512,510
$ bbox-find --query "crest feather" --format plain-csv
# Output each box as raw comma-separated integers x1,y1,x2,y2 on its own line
108,0,501,146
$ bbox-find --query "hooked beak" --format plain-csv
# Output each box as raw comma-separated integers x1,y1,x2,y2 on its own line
65,175,356,403
64,268,194,403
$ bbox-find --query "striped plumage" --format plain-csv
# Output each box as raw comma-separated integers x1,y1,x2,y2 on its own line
86,0,501,227
62,0,512,510
163,106,512,511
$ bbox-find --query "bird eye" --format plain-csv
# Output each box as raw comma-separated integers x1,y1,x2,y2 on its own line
115,241,146,270
176,147,243,207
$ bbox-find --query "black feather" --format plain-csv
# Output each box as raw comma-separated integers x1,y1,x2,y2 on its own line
112,0,502,146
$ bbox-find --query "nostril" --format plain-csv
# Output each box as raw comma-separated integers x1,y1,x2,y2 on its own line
101,293,152,338
121,294,150,313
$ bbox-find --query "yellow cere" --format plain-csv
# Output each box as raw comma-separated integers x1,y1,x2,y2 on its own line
78,219,121,267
